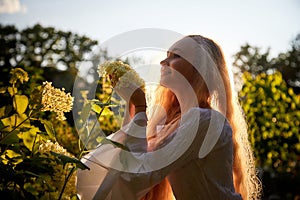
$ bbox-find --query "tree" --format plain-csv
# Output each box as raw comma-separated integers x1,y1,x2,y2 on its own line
239,71,300,198
0,24,101,127
232,43,274,76
0,24,98,91
233,34,300,94
274,33,300,94
0,68,87,199
0,25,18,73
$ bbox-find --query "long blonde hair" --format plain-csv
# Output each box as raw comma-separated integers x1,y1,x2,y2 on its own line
142,35,261,200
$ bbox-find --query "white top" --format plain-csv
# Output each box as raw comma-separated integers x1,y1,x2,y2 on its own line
76,108,242,200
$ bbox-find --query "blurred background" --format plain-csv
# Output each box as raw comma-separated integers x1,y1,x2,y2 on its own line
0,0,299,199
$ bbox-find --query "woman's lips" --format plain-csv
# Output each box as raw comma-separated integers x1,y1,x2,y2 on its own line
161,66,171,76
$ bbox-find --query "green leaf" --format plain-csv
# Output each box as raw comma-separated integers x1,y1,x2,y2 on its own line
0,120,7,131
80,102,91,124
7,86,17,96
19,127,40,151
90,100,117,114
91,103,102,114
0,87,6,94
96,136,129,151
13,95,29,114
24,182,39,196
1,113,30,132
91,99,112,107
0,106,6,118
0,105,12,119
71,195,80,200
40,120,56,141
4,149,23,164
0,130,19,145
101,107,113,116
50,151,90,170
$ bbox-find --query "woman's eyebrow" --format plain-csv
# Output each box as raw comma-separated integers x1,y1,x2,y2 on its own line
166,51,172,57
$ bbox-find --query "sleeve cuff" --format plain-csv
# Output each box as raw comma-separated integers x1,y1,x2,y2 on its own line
121,112,147,138
121,112,148,152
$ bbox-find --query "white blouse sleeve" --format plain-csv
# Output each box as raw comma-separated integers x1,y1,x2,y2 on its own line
77,108,226,200
121,112,148,152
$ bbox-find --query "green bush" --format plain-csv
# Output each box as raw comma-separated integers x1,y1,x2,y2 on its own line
239,71,300,174
0,68,88,199
239,71,300,198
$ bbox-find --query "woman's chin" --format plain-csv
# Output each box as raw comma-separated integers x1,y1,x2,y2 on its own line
159,78,168,87
160,78,173,88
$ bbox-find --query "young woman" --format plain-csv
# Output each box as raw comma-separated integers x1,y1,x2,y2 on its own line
76,35,262,200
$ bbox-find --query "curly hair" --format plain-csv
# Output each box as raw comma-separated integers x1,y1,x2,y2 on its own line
142,35,262,200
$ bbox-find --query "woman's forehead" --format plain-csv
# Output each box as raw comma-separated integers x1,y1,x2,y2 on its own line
167,36,213,73
168,37,202,58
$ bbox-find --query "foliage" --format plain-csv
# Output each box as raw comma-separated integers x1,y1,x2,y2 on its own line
0,23,100,102
239,71,300,174
233,33,300,93
0,68,88,199
234,34,300,199
0,23,101,129
274,34,300,93
49,114,81,156
0,23,98,70
95,83,123,137
0,24,134,199
239,71,300,198
233,43,273,76
74,78,124,151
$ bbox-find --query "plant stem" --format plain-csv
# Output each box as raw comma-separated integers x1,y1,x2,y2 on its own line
1,111,37,142
82,93,112,152
58,166,76,200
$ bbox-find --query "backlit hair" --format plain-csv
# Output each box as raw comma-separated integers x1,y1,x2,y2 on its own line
142,35,262,200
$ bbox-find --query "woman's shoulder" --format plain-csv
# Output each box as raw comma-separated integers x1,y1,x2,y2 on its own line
182,107,232,139
183,108,232,158
182,107,228,124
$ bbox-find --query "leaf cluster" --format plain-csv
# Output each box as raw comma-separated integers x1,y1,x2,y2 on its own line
0,69,88,200
239,72,300,174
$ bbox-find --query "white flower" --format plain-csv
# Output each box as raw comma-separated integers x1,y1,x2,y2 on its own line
41,82,74,120
98,61,145,91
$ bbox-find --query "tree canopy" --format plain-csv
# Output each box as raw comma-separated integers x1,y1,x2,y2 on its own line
233,34,300,94
236,35,300,198
0,24,98,90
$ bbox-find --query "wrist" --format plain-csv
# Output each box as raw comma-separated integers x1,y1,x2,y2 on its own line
134,105,147,114
133,111,148,126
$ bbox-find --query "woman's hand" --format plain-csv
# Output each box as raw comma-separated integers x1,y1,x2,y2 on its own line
114,81,147,115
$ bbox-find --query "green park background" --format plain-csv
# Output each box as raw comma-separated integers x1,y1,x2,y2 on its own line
0,24,299,199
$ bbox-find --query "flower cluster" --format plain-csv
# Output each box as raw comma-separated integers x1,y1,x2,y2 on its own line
98,60,145,91
39,140,72,156
41,81,74,120
9,68,29,85
39,140,76,199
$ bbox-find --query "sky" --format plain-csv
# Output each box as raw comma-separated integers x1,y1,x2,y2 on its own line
1,0,300,68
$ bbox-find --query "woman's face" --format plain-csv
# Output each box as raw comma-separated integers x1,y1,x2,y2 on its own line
160,51,197,90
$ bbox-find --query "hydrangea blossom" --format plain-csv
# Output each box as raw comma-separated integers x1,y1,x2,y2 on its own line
39,140,72,156
41,81,74,120
39,140,76,198
98,60,145,91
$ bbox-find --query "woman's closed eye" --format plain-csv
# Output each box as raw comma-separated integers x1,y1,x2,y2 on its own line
173,53,181,58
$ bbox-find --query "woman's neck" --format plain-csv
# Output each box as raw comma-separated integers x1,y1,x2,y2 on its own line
173,86,199,115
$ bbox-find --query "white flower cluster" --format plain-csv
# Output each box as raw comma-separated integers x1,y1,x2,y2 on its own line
98,61,145,91
38,140,72,156
38,140,76,198
41,81,74,120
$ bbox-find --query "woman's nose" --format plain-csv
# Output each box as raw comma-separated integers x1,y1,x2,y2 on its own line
160,58,168,66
